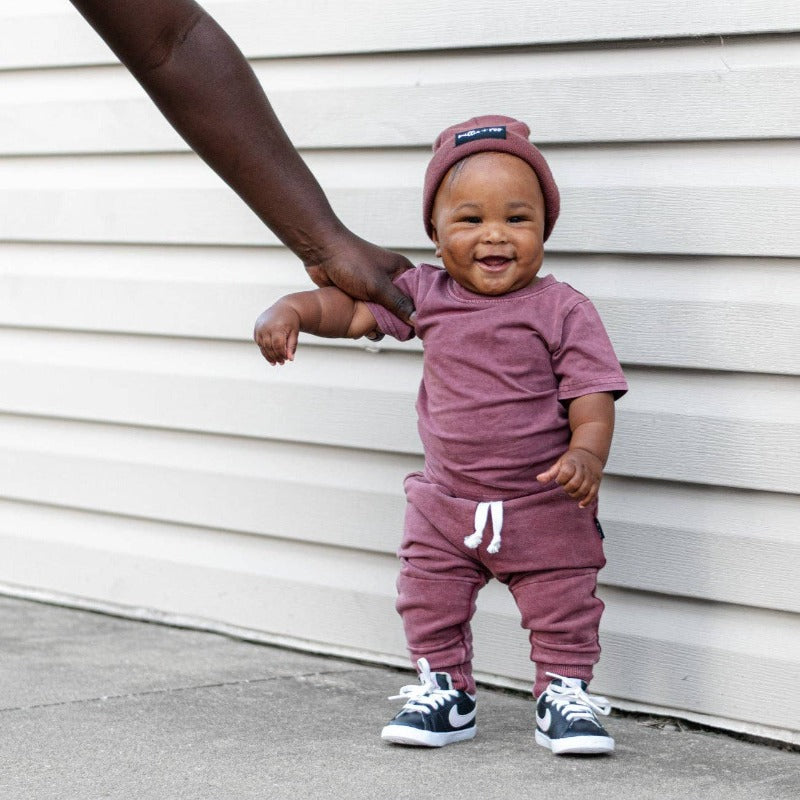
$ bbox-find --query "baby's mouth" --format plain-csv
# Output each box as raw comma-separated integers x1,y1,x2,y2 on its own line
478,255,512,270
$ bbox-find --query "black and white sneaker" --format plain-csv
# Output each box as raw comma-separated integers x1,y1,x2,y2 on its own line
381,658,477,747
535,673,615,755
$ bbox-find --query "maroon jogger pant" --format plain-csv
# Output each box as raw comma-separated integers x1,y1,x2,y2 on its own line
397,472,607,697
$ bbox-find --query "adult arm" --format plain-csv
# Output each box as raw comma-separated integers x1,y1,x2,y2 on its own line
68,0,415,323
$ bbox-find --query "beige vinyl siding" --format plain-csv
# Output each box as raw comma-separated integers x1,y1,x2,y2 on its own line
2,143,800,253
1,1,799,743
5,0,800,68
5,40,800,153
1,244,798,374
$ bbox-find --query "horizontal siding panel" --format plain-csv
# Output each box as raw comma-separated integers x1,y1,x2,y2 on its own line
1,415,797,612
0,413,415,557
0,499,798,737
0,1,115,71
600,478,800,612
554,255,800,376
0,329,424,455
0,502,407,657
0,330,797,493
594,586,800,732
2,244,798,375
1,145,799,256
5,1,800,69
4,39,800,154
611,370,799,493
0,242,305,343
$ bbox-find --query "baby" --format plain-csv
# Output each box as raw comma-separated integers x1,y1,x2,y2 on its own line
254,115,628,755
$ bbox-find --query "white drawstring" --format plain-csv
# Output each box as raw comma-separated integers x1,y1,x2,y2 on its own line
387,658,460,714
463,500,504,554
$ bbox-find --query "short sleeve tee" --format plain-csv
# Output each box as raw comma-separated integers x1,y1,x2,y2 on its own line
367,264,628,500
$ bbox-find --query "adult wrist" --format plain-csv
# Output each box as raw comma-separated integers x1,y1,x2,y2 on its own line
289,218,356,268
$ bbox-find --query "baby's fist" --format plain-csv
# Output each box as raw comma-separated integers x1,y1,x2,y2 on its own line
253,303,301,365
536,448,604,508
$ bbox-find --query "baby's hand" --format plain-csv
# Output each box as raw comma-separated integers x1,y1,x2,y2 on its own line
253,302,301,365
536,448,604,508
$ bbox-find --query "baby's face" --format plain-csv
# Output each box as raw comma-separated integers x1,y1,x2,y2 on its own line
430,152,546,296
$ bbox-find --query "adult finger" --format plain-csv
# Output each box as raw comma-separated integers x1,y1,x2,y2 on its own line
305,265,333,288
377,279,416,327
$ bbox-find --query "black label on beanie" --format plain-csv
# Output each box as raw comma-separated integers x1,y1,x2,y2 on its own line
454,126,507,146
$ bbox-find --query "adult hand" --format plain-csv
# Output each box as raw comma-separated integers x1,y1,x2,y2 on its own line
305,235,415,326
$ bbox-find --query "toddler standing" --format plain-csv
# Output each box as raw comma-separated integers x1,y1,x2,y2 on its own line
254,115,628,755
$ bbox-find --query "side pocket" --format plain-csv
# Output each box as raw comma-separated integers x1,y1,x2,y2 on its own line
594,517,605,540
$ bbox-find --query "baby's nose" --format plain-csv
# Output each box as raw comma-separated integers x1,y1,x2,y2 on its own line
482,222,508,242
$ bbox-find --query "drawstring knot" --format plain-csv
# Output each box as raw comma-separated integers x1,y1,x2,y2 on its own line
464,500,504,553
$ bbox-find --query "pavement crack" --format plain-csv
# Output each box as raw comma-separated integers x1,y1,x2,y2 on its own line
0,668,361,714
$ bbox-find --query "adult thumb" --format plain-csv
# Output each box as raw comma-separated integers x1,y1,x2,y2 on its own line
376,280,416,327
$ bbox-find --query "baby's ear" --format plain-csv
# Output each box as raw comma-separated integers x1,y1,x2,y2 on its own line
430,226,441,258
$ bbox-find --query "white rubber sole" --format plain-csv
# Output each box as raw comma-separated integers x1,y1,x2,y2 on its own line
535,729,615,755
381,723,477,747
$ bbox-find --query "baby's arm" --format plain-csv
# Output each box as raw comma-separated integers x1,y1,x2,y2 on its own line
254,287,379,365
536,392,615,508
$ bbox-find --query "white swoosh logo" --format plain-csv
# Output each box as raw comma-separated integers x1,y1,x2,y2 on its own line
536,708,552,732
449,705,477,728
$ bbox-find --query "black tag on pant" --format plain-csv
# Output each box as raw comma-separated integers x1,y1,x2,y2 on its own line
594,518,605,539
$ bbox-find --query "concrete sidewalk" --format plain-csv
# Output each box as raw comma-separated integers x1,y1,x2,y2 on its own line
0,595,796,800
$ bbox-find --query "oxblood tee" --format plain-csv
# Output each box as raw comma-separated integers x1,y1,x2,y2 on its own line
367,264,628,502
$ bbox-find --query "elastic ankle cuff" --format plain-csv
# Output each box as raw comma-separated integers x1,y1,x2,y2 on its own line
450,666,476,695
534,665,593,698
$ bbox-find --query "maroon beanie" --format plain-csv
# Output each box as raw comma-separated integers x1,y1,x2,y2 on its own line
423,114,560,242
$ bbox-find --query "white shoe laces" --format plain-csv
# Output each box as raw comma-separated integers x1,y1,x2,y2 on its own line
463,500,504,553
388,658,461,715
544,672,612,724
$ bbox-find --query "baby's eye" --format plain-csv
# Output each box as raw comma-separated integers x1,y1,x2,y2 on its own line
460,215,481,224
508,215,528,223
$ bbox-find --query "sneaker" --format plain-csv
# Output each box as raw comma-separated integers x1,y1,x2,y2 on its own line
535,673,615,755
381,658,477,747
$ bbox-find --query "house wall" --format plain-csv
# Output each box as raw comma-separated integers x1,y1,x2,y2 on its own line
1,0,799,743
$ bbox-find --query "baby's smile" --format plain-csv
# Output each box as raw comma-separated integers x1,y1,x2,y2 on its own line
477,254,513,270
